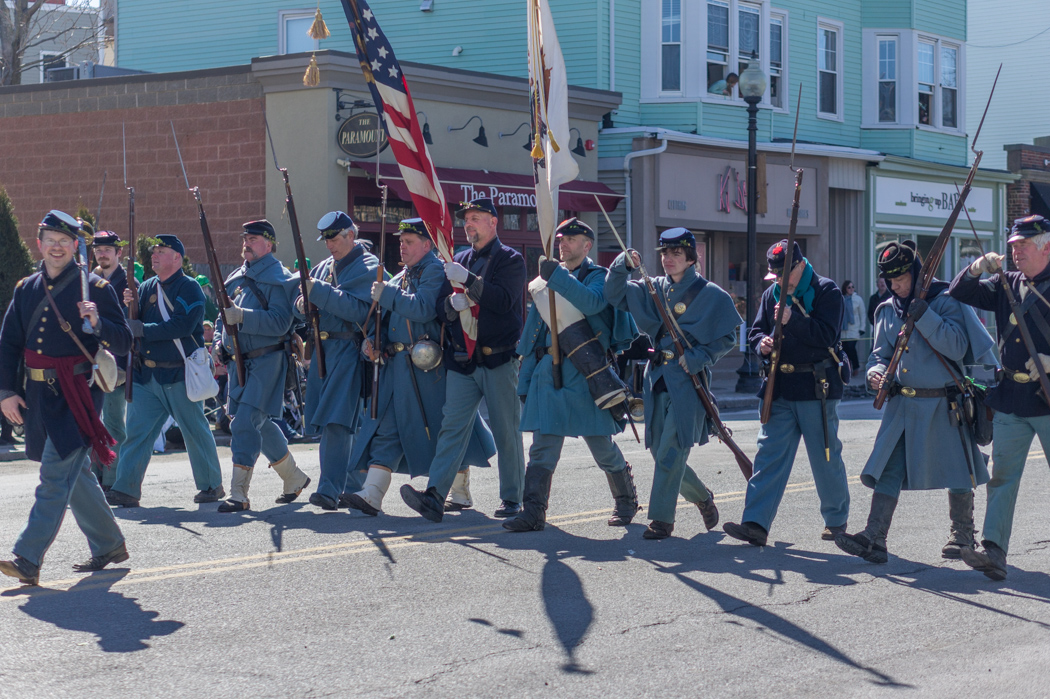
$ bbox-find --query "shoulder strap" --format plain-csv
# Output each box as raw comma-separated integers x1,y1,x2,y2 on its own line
157,285,199,355
42,284,96,365
25,272,78,333
240,276,269,311
654,276,708,345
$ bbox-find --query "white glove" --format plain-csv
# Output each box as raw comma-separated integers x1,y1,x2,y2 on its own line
677,354,691,374
1025,354,1050,381
449,293,470,312
371,281,387,302
444,261,470,284
295,296,305,314
969,252,1004,276
303,278,315,295
222,304,244,326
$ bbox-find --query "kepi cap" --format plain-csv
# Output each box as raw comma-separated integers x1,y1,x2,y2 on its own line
1008,214,1050,243
242,219,278,244
39,210,81,239
316,211,356,241
656,227,696,251
876,240,918,279
396,218,430,238
555,217,595,241
456,197,498,218
763,239,804,281
150,234,185,257
91,231,125,248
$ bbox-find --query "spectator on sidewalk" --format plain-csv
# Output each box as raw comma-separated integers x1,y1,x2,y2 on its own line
841,280,865,376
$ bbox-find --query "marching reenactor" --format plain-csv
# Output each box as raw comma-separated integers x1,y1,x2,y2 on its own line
291,211,376,511
400,197,527,522
0,211,131,585
723,240,851,547
504,218,640,532
105,235,225,507
837,240,996,564
949,215,1050,580
214,220,310,513
605,228,739,539
344,218,496,515
88,228,130,491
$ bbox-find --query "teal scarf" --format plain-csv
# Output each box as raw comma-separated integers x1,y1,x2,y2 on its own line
771,260,816,313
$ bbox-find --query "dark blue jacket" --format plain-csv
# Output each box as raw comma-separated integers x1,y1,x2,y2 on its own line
98,264,129,370
949,264,1050,417
133,269,207,386
439,236,526,373
0,261,131,461
750,270,844,401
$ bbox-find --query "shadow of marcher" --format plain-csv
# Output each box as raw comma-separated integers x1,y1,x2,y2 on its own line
541,551,595,675
10,570,184,652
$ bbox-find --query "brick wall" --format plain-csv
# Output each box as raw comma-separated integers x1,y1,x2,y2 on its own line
1007,180,1031,222
0,67,265,269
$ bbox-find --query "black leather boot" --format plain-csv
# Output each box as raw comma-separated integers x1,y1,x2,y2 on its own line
942,491,975,559
835,492,898,564
605,462,639,526
503,467,554,532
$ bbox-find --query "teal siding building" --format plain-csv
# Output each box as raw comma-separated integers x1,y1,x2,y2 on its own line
115,0,1012,305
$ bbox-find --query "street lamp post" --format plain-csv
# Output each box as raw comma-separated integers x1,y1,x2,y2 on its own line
735,57,768,393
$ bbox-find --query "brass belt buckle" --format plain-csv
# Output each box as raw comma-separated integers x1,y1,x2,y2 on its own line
661,350,674,361
319,331,330,340
144,359,157,368
780,363,795,373
393,342,405,353
1014,372,1031,383
481,347,493,356
901,386,916,397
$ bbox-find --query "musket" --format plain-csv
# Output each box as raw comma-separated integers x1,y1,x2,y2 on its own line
77,230,93,334
123,124,137,402
594,195,753,480
171,121,246,386
264,117,326,379
761,85,804,424
874,65,1001,409
94,170,107,231
370,122,388,420
547,233,562,389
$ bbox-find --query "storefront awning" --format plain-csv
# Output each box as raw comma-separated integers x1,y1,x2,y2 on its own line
351,162,622,213
1030,181,1050,220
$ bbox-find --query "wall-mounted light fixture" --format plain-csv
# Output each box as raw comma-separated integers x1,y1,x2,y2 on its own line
448,115,487,147
333,88,371,122
499,122,532,152
569,127,586,157
416,111,433,145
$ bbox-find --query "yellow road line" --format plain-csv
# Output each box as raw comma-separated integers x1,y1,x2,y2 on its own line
0,474,852,598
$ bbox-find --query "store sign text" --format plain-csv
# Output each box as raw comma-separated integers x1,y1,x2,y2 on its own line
875,177,994,223
459,185,536,208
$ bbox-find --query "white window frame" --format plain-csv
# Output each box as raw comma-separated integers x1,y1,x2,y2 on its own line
39,51,67,82
768,13,786,109
937,42,960,131
816,18,844,122
278,9,319,56
660,0,684,95
917,39,936,127
877,35,898,124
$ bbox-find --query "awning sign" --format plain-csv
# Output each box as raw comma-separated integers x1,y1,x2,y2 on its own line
875,176,994,223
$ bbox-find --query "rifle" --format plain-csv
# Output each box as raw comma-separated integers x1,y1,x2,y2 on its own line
94,170,107,231
874,65,1001,409
170,121,246,386
264,117,326,379
123,124,137,402
594,196,753,480
370,166,388,420
761,85,804,424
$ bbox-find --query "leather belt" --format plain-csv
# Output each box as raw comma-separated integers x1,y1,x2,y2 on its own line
477,344,516,357
998,368,1033,384
27,361,92,382
142,359,182,369
777,362,815,374
243,343,285,360
891,385,948,398
320,331,359,342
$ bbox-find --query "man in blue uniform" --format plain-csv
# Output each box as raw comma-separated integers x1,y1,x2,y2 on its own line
400,197,527,522
0,211,131,585
87,229,130,491
344,218,495,515
722,240,851,547
605,228,739,539
215,220,310,513
504,218,640,532
837,240,995,564
291,211,377,510
950,215,1050,580
104,235,225,507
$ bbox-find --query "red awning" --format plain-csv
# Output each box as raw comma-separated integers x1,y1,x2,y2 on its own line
351,162,622,213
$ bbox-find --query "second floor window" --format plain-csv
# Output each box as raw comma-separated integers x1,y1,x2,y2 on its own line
769,17,784,108
917,38,959,129
878,38,897,122
279,10,318,55
662,0,682,92
818,23,841,118
706,1,730,95
941,45,958,128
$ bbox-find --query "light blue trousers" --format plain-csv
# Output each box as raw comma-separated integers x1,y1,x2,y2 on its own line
230,404,288,469
646,391,711,523
111,378,223,499
93,389,127,487
981,410,1050,554
315,423,360,500
13,439,124,568
741,397,850,532
427,361,525,502
528,432,626,474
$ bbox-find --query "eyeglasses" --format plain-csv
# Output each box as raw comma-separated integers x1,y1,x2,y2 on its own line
41,238,75,249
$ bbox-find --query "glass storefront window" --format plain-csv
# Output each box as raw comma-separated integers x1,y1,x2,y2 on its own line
526,212,540,232
353,197,412,224
503,206,521,231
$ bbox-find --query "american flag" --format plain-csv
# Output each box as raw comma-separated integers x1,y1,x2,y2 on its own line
339,0,478,354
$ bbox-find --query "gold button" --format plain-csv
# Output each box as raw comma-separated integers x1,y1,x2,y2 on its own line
36,349,42,354
44,306,49,311
902,368,908,373
41,317,46,322
39,327,44,333
37,338,42,343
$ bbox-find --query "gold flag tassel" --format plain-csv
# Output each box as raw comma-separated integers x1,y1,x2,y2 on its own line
303,54,320,87
308,6,331,40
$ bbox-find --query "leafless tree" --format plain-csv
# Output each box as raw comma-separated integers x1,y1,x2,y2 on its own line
0,1,102,86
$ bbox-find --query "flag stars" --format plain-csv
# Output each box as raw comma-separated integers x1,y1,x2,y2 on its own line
368,27,379,40
388,66,399,78
371,59,381,71
363,8,373,21
377,46,388,59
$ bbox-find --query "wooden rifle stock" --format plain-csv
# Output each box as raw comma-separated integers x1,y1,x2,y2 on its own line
640,271,753,480
280,168,326,379
193,188,246,386
760,167,804,424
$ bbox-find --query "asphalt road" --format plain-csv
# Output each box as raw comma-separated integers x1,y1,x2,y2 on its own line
1,402,1049,698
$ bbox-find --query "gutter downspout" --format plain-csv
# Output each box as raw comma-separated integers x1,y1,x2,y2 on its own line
622,136,668,249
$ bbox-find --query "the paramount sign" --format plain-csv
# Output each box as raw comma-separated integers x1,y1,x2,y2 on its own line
458,184,537,208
